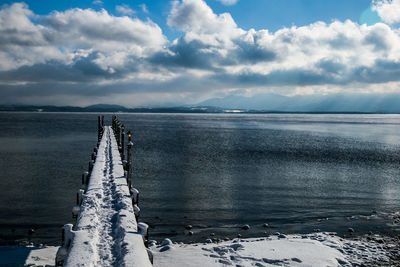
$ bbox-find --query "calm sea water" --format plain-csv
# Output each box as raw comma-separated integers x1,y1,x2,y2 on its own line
0,112,400,245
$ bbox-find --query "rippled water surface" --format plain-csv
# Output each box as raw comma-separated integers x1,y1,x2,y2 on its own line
0,112,400,245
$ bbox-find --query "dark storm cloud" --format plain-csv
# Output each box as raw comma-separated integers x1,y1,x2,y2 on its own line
212,68,332,87
327,33,357,49
150,38,220,70
352,59,400,83
316,58,347,75
232,41,276,64
0,53,132,83
362,24,392,51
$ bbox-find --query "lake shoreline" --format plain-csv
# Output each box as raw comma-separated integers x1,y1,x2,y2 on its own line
3,232,399,266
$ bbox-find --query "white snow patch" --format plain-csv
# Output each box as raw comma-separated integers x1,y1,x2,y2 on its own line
151,233,390,266
0,245,58,266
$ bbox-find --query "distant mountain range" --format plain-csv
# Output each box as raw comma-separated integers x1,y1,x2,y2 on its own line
1,93,400,113
0,104,224,113
198,93,400,113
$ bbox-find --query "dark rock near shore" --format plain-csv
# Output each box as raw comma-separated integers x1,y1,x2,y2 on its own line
159,245,172,252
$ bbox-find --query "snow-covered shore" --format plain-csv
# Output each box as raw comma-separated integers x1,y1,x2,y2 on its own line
151,232,398,266
1,232,399,266
0,245,58,266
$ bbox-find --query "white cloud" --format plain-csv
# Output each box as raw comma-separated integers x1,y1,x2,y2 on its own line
168,0,240,35
165,0,400,89
115,4,135,15
140,4,149,14
216,0,239,6
372,0,400,24
0,3,65,70
0,3,166,76
0,3,46,47
46,8,165,52
92,0,103,5
1,0,400,106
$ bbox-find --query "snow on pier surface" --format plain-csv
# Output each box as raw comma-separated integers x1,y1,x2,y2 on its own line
64,127,151,267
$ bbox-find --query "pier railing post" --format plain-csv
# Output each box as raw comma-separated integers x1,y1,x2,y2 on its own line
112,115,116,133
117,122,121,148
121,125,125,160
127,130,133,188
127,142,132,188
97,116,101,142
117,125,121,148
127,129,132,143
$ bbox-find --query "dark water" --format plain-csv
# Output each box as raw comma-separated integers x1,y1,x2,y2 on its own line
0,112,400,245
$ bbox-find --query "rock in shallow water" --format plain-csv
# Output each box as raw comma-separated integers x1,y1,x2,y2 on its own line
161,238,172,247
159,245,172,252
149,240,157,247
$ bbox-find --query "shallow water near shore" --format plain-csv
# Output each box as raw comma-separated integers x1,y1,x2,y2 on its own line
0,112,400,245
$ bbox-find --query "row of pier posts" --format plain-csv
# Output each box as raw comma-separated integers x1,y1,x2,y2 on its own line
98,115,104,143
56,117,103,265
111,116,148,247
56,115,150,266
112,115,133,189
111,116,149,248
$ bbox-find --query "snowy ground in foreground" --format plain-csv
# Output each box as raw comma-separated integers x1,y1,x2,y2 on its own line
0,232,395,266
0,245,58,266
151,232,392,267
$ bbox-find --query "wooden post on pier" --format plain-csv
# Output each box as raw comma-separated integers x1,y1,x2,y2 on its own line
97,116,101,142
121,125,125,160
127,130,133,188
88,160,93,173
127,129,132,143
117,122,121,147
112,115,116,132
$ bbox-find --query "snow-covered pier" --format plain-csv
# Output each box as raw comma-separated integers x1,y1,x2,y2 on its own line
56,116,152,266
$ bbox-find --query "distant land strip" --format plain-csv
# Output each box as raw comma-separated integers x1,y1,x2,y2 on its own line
0,104,395,114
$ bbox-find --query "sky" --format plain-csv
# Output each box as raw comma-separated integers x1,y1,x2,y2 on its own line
0,0,399,107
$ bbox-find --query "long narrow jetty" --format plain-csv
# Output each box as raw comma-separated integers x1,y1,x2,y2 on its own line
57,124,152,266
